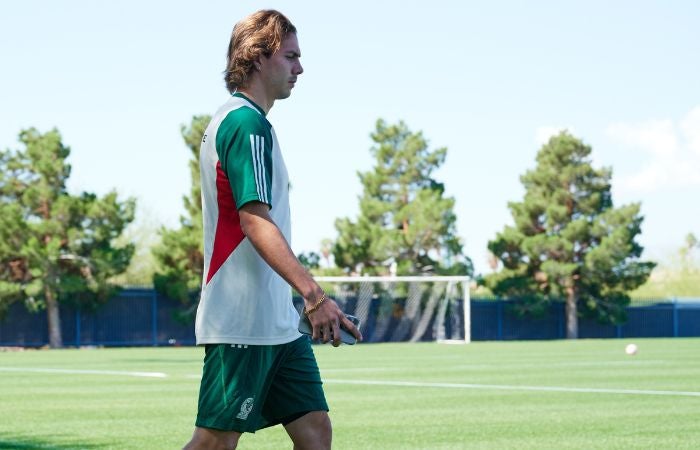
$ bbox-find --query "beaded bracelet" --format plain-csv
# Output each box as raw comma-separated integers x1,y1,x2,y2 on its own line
303,293,327,316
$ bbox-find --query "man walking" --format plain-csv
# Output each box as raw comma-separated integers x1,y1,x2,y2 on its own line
183,9,361,450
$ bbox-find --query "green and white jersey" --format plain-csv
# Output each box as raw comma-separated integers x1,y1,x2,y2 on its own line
196,93,300,345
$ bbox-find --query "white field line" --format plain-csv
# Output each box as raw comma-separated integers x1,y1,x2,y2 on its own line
5,368,697,398
322,379,700,398
182,368,391,379
0,367,167,378
331,360,670,371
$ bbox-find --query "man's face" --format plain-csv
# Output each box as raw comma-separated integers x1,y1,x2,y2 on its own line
259,33,303,100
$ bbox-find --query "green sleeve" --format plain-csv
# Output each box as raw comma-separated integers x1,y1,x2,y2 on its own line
216,107,273,209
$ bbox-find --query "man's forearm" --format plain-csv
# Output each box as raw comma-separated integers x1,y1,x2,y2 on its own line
239,203,322,302
239,201,363,346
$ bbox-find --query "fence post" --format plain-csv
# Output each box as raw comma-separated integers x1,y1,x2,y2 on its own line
75,308,81,347
152,290,158,346
672,298,679,338
497,301,503,340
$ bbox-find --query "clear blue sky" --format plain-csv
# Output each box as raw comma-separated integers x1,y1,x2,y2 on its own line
1,0,698,274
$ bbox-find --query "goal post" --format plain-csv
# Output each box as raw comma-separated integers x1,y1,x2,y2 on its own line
313,276,471,344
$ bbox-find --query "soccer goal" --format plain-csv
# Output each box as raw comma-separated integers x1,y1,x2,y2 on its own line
314,276,471,344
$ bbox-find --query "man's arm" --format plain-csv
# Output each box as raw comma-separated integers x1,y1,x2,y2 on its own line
239,201,362,346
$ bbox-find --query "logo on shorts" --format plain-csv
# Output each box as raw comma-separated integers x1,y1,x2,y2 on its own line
236,397,254,420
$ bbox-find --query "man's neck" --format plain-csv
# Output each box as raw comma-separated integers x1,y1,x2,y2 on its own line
238,85,273,115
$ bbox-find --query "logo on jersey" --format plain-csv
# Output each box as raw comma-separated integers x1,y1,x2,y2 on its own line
236,397,254,420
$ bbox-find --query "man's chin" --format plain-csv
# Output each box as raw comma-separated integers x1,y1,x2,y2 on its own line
277,89,293,100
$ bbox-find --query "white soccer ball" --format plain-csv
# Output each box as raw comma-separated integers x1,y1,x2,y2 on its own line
625,343,638,355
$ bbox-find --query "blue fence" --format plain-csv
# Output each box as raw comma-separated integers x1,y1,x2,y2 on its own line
471,299,700,340
0,289,196,347
0,289,699,346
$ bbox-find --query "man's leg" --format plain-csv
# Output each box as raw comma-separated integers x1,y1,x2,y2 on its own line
283,411,332,450
187,344,274,449
183,426,241,450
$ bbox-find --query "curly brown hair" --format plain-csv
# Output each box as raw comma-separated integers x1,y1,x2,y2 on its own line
224,10,297,93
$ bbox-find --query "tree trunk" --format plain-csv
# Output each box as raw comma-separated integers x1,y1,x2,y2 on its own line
565,285,578,339
46,288,63,348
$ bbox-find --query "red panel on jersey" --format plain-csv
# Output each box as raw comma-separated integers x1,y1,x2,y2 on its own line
206,161,246,284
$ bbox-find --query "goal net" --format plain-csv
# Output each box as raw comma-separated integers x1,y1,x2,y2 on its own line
313,276,471,343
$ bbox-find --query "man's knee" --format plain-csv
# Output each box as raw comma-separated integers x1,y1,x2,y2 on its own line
183,426,241,450
310,411,332,440
285,411,332,450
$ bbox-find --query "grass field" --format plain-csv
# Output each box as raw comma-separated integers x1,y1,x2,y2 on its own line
1,338,699,449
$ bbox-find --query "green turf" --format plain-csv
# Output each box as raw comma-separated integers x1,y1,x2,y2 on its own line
0,338,698,449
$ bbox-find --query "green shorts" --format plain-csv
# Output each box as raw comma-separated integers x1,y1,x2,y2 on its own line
195,335,329,433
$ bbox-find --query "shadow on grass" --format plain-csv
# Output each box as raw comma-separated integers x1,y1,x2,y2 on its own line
0,433,110,449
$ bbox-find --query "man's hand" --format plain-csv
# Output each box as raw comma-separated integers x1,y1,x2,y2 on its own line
305,296,362,347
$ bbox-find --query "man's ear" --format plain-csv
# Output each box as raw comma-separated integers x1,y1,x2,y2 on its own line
251,55,263,71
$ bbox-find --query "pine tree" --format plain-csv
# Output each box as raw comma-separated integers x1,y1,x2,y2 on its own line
0,128,135,347
485,132,655,338
152,116,209,317
333,119,472,276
